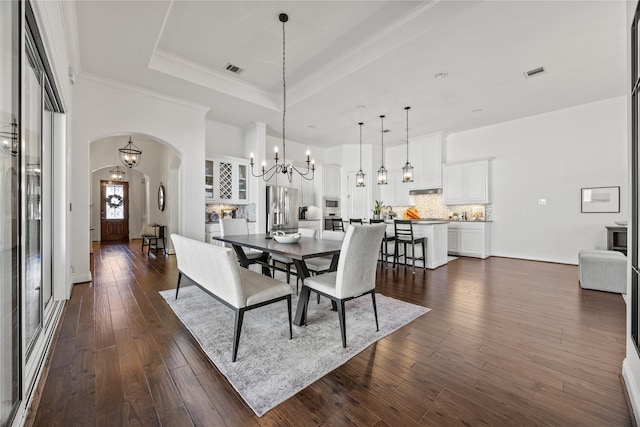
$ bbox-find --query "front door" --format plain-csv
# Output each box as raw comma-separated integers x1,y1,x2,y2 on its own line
100,180,129,242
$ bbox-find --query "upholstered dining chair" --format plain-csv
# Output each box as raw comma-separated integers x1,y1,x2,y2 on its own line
220,218,262,269
299,223,386,348
171,234,293,362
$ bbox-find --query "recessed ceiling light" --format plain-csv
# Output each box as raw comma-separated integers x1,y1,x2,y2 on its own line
383,129,391,133
434,72,448,79
356,104,366,109
472,109,483,113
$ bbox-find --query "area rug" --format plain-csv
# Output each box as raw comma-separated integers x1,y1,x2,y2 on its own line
160,285,430,417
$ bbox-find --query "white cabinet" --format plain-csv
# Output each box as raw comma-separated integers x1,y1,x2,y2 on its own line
442,159,490,205
380,171,411,206
207,157,250,204
447,222,491,259
298,220,321,237
384,221,448,269
322,165,341,197
408,133,444,189
300,173,315,205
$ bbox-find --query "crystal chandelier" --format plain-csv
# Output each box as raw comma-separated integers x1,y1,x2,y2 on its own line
377,115,388,185
119,136,142,168
356,122,366,187
250,13,314,183
402,106,414,182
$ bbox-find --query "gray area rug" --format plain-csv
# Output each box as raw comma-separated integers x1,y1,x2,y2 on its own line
160,284,430,417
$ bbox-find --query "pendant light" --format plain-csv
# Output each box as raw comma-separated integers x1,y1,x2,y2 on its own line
377,115,388,185
356,122,366,187
249,13,315,182
109,165,125,181
119,136,142,168
402,106,414,182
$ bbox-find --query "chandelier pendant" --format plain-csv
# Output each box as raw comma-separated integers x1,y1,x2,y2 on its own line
356,122,366,187
402,106,414,183
119,136,142,168
250,13,314,183
377,115,388,185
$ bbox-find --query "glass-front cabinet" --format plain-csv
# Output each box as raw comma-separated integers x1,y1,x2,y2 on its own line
205,157,249,204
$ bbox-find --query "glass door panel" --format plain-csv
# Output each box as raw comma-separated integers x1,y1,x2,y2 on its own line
0,0,21,424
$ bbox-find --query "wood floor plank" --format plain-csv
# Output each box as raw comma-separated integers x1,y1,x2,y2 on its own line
28,242,631,426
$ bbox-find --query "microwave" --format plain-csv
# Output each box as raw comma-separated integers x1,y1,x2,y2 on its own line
323,197,340,209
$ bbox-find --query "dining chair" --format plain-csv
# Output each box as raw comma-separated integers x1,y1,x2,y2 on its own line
299,223,387,347
140,223,166,255
171,234,293,362
393,219,426,274
331,218,345,231
220,218,262,269
271,227,317,286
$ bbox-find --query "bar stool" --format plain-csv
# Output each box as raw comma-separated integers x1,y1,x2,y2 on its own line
370,219,396,267
331,218,345,231
393,219,426,274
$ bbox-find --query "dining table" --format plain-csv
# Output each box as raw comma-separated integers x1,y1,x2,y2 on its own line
211,233,343,326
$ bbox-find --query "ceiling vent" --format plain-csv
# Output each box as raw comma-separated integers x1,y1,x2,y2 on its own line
524,66,546,79
225,63,243,74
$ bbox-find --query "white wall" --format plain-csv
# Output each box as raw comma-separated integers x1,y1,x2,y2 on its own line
447,96,627,264
206,119,244,158
72,74,208,283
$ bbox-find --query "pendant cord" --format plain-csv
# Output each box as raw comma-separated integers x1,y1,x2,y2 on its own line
359,123,363,170
406,108,409,161
282,18,286,165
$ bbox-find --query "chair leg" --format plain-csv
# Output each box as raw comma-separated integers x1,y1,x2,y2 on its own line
232,309,245,362
371,291,379,331
412,242,416,275
393,241,398,269
287,296,292,339
286,264,291,284
175,272,182,299
337,299,347,348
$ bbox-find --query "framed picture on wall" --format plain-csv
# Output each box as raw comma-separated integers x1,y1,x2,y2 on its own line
581,186,620,213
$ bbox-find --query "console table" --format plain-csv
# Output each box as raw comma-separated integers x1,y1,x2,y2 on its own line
605,225,627,255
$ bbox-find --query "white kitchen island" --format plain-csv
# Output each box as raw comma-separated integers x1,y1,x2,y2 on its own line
385,220,449,269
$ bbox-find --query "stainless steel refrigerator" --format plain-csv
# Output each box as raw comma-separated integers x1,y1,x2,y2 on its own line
266,185,299,233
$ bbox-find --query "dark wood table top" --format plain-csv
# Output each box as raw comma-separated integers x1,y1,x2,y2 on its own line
212,233,343,260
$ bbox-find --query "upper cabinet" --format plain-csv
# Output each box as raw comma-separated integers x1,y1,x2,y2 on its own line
206,157,250,204
322,165,341,197
442,159,491,205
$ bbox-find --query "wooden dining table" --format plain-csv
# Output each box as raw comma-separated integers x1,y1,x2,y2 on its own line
211,233,343,326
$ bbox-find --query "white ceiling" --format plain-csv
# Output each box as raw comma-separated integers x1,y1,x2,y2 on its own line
75,0,627,148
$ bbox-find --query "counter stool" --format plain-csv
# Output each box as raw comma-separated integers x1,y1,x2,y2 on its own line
331,218,345,231
370,219,396,267
393,219,426,274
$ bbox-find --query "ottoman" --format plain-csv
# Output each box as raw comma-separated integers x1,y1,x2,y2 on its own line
578,249,627,293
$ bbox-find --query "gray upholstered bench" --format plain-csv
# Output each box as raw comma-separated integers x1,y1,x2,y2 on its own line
578,249,627,293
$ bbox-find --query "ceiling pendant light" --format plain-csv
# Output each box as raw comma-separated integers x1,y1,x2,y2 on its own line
377,115,388,185
119,136,142,168
402,106,414,183
250,13,314,182
109,165,125,181
356,122,366,187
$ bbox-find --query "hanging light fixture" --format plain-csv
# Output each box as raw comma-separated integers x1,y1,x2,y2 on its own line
0,118,18,157
377,115,388,185
109,165,125,181
402,106,414,183
119,136,142,168
356,122,366,187
250,13,314,182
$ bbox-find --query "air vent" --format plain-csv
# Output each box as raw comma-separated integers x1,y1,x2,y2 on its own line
225,63,243,74
524,66,546,79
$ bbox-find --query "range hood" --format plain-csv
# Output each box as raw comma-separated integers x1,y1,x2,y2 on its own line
409,188,442,195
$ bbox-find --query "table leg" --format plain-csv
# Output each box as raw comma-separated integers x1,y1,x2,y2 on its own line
259,251,271,276
232,244,250,268
292,258,311,326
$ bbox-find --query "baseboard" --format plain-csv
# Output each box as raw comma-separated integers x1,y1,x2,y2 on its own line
623,358,640,426
71,271,92,284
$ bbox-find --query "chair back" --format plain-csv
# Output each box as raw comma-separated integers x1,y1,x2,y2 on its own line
349,218,363,224
394,219,415,241
322,230,346,241
334,224,386,298
220,218,249,236
298,227,317,238
171,234,246,308
141,223,160,237
331,218,344,231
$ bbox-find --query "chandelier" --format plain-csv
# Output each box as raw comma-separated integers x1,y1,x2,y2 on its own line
402,106,414,182
250,13,314,182
377,115,388,185
119,136,142,168
0,118,18,157
109,165,125,181
356,122,365,187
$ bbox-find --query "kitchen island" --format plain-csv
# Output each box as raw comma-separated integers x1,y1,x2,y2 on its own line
385,220,449,269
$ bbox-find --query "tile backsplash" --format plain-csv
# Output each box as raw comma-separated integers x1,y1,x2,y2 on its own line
391,194,492,221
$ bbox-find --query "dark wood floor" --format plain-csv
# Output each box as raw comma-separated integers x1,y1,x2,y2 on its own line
27,241,631,426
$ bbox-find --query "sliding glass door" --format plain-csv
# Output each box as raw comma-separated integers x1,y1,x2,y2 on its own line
0,1,21,424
